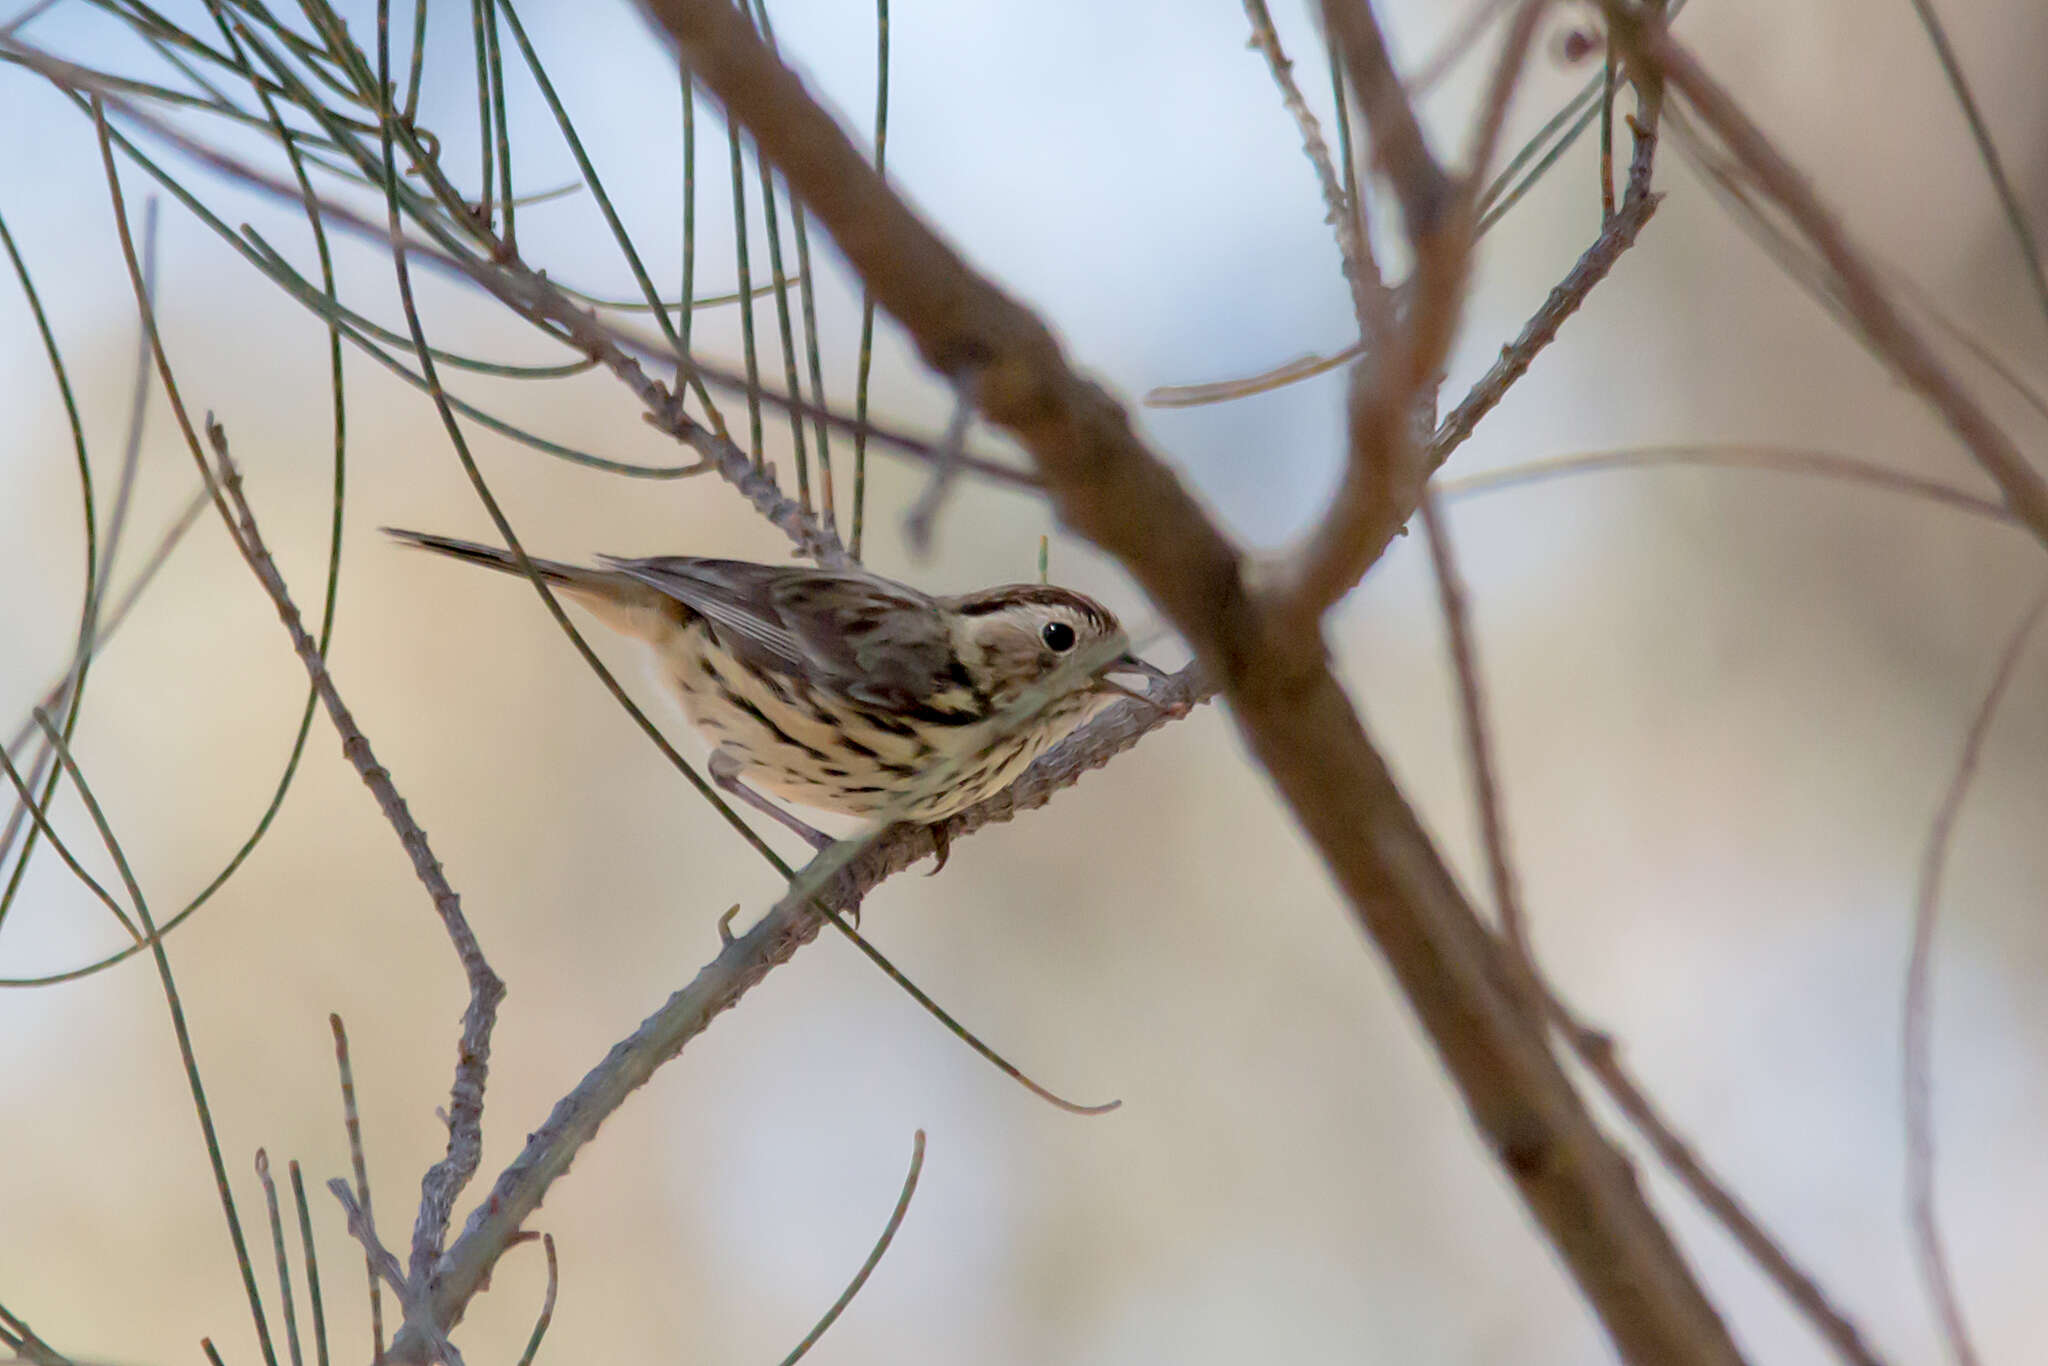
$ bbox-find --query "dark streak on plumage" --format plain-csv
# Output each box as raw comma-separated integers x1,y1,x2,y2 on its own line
386,527,1150,832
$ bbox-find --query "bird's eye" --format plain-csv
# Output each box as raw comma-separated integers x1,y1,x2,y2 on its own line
1041,620,1077,652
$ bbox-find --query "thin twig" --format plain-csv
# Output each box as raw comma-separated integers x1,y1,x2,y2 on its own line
1416,492,1528,962
1317,0,1452,234
1408,0,1518,95
1548,994,1895,1366
777,1130,925,1366
1428,130,1660,473
1406,4,1548,971
901,372,977,554
328,1182,463,1366
1278,0,1499,622
1461,0,1550,194
1145,27,1646,416
287,1162,331,1366
1901,0,2048,338
0,736,142,941
510,1234,558,1366
256,1151,305,1366
850,0,888,560
2,484,212,822
1599,45,1617,221
207,418,506,1285
0,1298,66,1366
1903,589,2047,1366
0,42,844,556
0,191,100,930
1436,443,2011,525
1243,0,1388,339
33,711,279,1366
330,1014,384,1359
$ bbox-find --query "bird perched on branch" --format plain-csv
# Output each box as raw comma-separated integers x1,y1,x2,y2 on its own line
385,529,1168,868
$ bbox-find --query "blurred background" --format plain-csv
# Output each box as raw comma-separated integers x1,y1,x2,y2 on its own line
3,1,2047,1362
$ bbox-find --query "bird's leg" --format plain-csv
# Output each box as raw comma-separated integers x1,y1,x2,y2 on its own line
925,822,951,877
710,752,865,926
709,749,835,851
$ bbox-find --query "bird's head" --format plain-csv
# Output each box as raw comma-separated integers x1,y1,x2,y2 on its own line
947,584,1165,712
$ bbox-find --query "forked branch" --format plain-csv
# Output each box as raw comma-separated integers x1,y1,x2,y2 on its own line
635,2,1746,1362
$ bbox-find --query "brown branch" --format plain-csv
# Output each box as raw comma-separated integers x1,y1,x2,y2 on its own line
1277,0,1476,621
206,423,506,1289
1602,4,2048,554
1550,997,1895,1366
1378,66,1667,902
1405,2,1549,967
1416,492,1528,958
1277,1,1546,624
1428,171,1659,469
1317,0,1454,236
1903,588,2047,1366
393,666,1205,1356
634,4,1747,1363
1243,0,1389,339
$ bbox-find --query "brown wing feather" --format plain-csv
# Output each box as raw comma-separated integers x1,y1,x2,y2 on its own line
600,557,958,707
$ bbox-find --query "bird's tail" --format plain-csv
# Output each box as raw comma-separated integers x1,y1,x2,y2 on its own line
383,527,678,642
382,526,592,582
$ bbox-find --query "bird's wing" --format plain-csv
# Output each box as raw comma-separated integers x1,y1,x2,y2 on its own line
600,557,959,707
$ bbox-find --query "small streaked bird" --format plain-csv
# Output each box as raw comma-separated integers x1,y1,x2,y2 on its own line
385,529,1167,864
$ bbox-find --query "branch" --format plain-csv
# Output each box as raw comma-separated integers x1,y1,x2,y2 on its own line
390,665,1204,1356
1275,1,1549,624
1903,588,2046,1366
1242,0,1389,339
1407,99,1665,975
1428,162,1659,469
633,3,1747,1363
1551,997,1895,1366
208,423,506,1285
777,1130,925,1366
1273,1,1465,620
329,1182,463,1366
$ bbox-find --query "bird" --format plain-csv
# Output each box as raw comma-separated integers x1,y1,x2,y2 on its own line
384,528,1169,867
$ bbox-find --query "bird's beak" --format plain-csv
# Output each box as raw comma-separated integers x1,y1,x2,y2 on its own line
1093,652,1172,707
1104,652,1171,685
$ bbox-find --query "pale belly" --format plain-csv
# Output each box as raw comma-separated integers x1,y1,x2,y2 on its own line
660,625,1099,823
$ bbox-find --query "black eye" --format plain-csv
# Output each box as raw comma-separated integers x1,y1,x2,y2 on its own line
1041,620,1077,652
